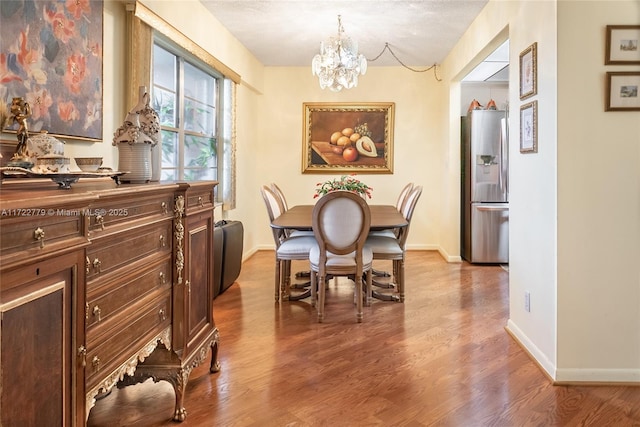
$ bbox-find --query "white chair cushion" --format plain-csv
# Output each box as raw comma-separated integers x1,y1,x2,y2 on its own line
277,235,317,258
368,229,396,238
365,235,403,256
290,230,315,237
309,244,373,271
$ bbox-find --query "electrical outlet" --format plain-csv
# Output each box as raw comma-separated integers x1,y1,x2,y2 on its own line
524,291,531,312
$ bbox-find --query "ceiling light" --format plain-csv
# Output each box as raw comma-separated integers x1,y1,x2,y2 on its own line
312,15,367,92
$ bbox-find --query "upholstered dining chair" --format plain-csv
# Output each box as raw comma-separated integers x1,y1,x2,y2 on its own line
260,185,316,302
270,182,314,238
365,185,423,303
309,191,373,323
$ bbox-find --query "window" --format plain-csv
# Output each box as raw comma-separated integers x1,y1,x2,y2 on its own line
152,39,232,202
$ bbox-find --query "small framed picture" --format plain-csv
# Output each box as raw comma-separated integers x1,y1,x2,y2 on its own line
520,101,538,153
605,25,640,65
519,42,537,100
606,72,640,111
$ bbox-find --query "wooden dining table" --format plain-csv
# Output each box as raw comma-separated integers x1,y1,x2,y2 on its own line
271,204,408,302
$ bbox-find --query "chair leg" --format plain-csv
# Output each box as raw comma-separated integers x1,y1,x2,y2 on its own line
282,260,292,301
310,270,317,307
398,258,405,302
317,272,326,323
355,273,363,323
275,259,281,302
365,269,373,307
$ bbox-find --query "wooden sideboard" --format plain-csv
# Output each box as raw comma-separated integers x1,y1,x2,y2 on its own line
0,179,220,425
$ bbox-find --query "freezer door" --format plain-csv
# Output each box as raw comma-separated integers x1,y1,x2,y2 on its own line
470,203,509,263
470,110,508,203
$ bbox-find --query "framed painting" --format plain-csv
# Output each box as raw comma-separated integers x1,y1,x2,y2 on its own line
606,72,640,111
519,42,537,100
605,25,640,65
0,0,103,141
520,101,537,153
302,102,394,174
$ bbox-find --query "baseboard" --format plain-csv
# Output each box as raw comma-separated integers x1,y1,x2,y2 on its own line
505,320,556,381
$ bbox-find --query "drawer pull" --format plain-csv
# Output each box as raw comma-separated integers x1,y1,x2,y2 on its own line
159,271,166,285
34,227,45,249
186,280,191,295
95,214,105,230
78,346,87,367
93,305,102,322
161,201,168,214
92,356,101,371
93,258,102,273
159,308,167,322
160,234,166,248
198,196,203,207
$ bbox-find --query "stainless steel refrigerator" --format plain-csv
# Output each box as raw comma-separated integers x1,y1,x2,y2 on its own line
461,109,509,263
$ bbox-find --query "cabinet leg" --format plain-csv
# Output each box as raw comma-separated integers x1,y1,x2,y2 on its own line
210,340,221,373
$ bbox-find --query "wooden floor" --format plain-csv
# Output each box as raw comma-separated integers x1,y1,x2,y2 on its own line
87,251,640,426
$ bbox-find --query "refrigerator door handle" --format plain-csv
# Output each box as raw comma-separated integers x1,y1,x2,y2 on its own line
476,206,509,211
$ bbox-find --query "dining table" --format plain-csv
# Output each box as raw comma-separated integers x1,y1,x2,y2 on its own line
271,204,408,302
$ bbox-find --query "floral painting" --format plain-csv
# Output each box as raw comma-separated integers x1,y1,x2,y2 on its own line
0,0,103,141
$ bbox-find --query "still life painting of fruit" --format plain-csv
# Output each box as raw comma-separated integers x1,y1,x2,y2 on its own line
302,102,394,174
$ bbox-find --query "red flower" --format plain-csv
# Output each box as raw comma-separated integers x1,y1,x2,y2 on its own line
66,0,91,20
64,54,86,94
44,4,76,44
58,100,80,122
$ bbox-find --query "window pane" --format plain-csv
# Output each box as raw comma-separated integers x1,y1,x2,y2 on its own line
184,63,216,135
153,88,177,128
161,130,178,168
153,45,176,91
184,134,216,168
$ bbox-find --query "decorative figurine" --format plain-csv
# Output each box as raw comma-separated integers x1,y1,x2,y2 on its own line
7,97,34,168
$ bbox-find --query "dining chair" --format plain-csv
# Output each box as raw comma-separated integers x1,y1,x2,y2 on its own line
270,182,314,238
365,185,423,303
309,191,373,323
260,185,316,302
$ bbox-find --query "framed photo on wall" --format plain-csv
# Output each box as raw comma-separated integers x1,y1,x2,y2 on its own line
520,101,538,153
605,25,640,65
519,42,537,100
606,72,640,111
302,102,394,174
0,0,104,141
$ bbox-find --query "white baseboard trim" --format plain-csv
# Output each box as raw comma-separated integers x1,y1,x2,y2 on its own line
505,319,556,380
555,368,640,384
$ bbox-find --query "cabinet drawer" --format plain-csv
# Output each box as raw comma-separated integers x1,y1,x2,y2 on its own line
86,221,172,281
185,189,214,212
85,292,171,389
86,258,171,330
0,212,84,255
88,193,174,237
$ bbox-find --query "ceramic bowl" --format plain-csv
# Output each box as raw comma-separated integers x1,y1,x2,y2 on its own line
34,156,70,174
74,157,103,172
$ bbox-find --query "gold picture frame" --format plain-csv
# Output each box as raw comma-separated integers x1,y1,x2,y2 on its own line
605,25,640,65
520,101,538,153
606,72,640,111
519,42,537,100
302,102,394,174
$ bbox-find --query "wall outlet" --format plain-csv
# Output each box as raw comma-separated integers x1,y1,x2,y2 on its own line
524,291,531,312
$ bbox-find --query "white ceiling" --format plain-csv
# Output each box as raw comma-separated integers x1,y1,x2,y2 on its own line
199,0,490,69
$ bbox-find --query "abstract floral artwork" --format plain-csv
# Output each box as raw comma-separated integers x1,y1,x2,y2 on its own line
1,0,103,141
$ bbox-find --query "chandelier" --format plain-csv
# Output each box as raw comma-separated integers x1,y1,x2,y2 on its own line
312,15,367,92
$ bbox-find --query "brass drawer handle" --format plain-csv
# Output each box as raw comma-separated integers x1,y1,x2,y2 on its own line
186,280,191,295
198,196,203,207
159,308,167,322
34,227,45,249
95,214,105,230
78,345,87,367
161,201,168,214
92,305,102,322
92,356,101,371
93,258,101,273
160,234,166,247
159,271,166,285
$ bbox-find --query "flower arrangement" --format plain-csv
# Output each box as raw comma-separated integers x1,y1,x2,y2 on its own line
314,174,373,199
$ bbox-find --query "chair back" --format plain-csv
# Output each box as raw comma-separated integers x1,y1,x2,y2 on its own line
396,182,414,212
270,183,288,211
397,185,423,248
312,191,371,262
260,185,287,247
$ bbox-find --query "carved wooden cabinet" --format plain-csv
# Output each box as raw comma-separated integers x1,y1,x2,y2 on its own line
0,180,219,426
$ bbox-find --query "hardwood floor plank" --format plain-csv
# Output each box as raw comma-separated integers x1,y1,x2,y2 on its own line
87,251,640,426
